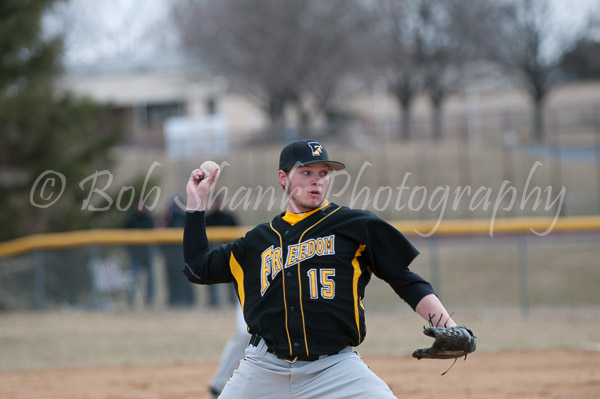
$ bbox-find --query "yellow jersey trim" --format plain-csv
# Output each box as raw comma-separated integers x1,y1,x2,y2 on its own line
282,201,330,226
229,253,245,311
352,244,367,343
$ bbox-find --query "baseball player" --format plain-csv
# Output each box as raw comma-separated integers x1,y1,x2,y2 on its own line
184,139,474,398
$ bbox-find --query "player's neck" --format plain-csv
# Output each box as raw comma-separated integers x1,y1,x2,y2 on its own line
286,200,328,214
283,201,329,225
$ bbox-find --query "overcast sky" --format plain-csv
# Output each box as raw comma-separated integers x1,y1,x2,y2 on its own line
45,0,599,69
45,0,172,67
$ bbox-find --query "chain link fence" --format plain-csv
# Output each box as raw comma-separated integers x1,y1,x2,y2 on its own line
1,223,598,314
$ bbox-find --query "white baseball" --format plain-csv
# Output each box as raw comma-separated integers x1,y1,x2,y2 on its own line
200,160,220,180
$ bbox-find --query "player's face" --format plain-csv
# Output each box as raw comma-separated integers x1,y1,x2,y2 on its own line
282,163,331,213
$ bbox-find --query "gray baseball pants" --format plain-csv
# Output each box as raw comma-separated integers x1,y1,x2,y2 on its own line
218,337,397,399
210,306,250,393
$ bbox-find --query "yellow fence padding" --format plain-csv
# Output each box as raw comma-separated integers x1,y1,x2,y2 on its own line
1,215,599,258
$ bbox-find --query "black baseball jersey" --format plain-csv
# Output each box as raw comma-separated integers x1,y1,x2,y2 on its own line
183,202,435,359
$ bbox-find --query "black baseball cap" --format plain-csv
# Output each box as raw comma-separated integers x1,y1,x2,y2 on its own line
279,139,345,172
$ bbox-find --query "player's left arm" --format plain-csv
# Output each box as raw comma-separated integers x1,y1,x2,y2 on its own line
412,293,476,364
363,217,459,327
415,293,457,327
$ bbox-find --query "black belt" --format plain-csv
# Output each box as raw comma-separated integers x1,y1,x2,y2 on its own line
249,334,325,362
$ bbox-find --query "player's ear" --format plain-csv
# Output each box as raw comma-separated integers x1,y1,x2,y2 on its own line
278,170,288,189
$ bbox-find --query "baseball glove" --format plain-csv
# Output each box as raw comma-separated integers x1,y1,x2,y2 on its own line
412,325,476,360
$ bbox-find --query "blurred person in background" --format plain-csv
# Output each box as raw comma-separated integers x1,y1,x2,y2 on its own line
124,202,155,306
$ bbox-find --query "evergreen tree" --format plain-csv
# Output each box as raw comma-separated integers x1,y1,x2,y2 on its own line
0,0,124,241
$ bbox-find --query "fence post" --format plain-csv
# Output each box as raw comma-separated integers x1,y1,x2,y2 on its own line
33,250,45,310
594,104,600,214
428,237,440,293
89,245,100,306
550,109,564,216
457,111,471,219
148,244,159,309
518,235,529,318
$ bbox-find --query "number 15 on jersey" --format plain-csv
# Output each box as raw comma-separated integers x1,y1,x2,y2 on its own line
307,268,335,299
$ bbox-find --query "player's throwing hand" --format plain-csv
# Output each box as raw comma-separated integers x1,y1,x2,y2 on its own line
186,161,220,211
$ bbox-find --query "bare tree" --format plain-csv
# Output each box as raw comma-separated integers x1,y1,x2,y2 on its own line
366,0,422,140
415,0,500,141
487,0,596,143
368,0,497,141
171,0,368,137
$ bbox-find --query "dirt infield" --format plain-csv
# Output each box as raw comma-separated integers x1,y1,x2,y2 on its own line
1,349,598,399
2,310,600,398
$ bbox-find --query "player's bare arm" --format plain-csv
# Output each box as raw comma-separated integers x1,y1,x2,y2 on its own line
413,295,475,367
415,293,457,327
